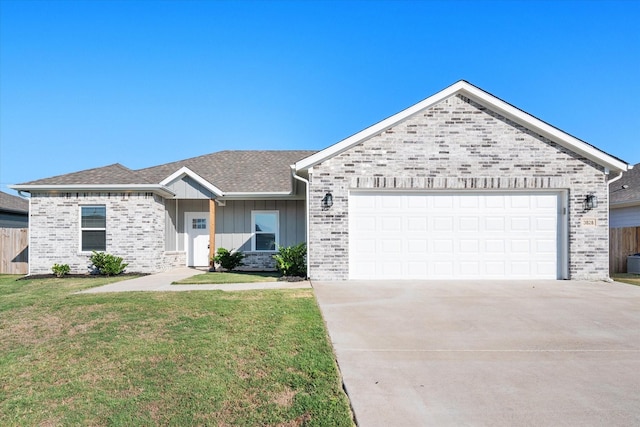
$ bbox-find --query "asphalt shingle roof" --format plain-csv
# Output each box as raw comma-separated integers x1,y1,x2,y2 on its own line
18,151,317,194
21,163,155,186
0,191,29,213
610,163,640,206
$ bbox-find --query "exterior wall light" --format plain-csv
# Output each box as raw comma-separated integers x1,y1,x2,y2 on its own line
584,193,598,210
321,192,333,210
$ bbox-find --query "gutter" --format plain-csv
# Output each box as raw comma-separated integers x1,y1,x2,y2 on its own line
9,184,176,198
292,166,310,279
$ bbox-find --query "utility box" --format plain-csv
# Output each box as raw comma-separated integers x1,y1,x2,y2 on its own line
628,254,640,274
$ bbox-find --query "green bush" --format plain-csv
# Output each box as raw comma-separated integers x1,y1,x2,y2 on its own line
51,263,70,278
213,248,245,271
273,243,307,277
89,251,129,276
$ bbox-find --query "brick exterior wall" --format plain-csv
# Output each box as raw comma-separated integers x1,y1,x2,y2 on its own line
29,192,183,274
218,252,277,271
308,94,609,281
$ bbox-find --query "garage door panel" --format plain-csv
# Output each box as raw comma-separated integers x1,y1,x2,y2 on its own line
485,217,506,231
433,217,453,232
381,216,402,232
484,240,505,253
349,192,560,280
459,217,479,232
407,216,428,232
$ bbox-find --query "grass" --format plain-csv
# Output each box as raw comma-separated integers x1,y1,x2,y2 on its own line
0,274,353,426
174,271,281,285
612,273,640,286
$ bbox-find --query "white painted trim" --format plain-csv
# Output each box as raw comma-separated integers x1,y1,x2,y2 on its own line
295,80,631,173
292,167,310,278
160,167,224,197
250,210,280,252
348,189,568,280
27,197,32,276
78,205,107,253
10,184,175,198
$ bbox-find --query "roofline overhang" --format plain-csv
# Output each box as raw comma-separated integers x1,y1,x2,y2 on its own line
9,184,176,198
218,191,301,201
0,207,28,215
294,80,632,174
610,201,640,209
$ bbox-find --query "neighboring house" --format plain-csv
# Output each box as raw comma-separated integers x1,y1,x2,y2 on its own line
609,162,639,274
11,81,632,281
0,191,29,274
610,162,640,228
0,191,29,228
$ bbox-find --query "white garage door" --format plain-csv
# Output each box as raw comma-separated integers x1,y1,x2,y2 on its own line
349,192,563,280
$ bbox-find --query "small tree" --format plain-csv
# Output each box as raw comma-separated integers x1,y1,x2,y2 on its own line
213,248,245,271
273,243,307,277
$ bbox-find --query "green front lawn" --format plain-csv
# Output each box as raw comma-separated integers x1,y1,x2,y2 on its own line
0,275,353,426
174,271,280,285
612,273,640,286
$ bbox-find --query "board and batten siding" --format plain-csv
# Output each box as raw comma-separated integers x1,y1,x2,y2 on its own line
165,176,216,199
164,199,210,251
216,200,306,252
164,199,305,252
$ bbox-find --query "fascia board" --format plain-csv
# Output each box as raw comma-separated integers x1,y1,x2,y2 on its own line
9,184,176,198
295,80,631,173
220,192,299,200
159,166,224,197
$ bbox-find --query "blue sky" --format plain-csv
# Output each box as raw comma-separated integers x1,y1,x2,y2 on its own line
1,0,638,196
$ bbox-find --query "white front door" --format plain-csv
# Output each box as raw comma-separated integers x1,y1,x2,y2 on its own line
185,212,210,267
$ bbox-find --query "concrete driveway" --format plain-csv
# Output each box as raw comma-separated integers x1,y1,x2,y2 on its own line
312,280,640,426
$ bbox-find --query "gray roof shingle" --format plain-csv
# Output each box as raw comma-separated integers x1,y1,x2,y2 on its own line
610,163,640,206
21,163,155,185
18,151,317,194
0,191,29,213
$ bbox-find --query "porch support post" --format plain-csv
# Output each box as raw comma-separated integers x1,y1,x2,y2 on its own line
209,199,216,264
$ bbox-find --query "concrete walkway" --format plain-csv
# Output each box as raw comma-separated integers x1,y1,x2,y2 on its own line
77,267,310,293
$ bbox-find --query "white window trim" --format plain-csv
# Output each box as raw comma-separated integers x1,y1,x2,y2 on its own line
251,210,279,252
79,205,106,253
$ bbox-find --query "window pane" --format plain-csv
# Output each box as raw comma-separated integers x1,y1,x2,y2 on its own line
82,230,106,251
254,213,277,233
192,218,206,229
255,233,276,251
81,206,106,228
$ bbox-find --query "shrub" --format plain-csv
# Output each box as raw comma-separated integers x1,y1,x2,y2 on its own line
89,251,129,276
273,243,307,277
213,248,245,271
51,263,70,278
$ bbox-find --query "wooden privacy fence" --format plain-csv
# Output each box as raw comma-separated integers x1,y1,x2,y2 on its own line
610,227,640,274
0,228,28,274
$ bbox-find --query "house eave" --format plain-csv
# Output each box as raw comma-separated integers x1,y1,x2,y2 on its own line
219,191,301,201
610,201,640,209
9,184,176,198
295,80,632,174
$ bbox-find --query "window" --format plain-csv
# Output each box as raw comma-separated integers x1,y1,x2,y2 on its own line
192,218,206,229
81,206,106,251
252,211,279,251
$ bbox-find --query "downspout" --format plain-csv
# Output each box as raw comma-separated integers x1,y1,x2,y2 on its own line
607,170,624,186
292,166,310,279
